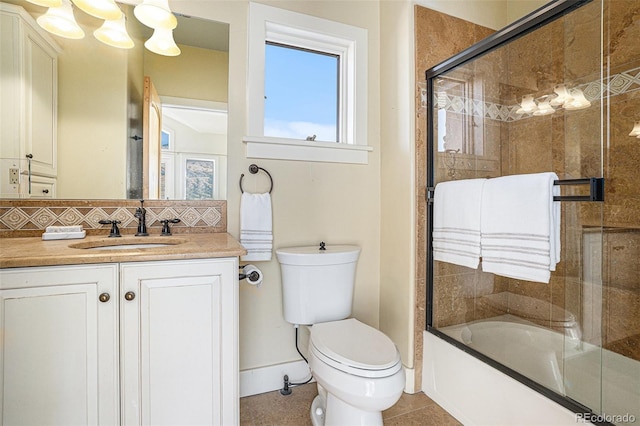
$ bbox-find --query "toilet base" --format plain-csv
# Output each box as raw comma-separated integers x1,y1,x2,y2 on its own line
310,392,383,426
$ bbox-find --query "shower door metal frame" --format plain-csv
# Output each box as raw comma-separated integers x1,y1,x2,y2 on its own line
423,0,612,423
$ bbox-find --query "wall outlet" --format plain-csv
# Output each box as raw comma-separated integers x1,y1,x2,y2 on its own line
9,168,19,185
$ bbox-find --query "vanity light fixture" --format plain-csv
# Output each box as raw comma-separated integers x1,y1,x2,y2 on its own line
144,27,180,56
629,121,640,137
72,0,121,20
516,94,538,114
533,96,555,116
25,0,61,7
37,0,84,39
564,88,591,110
94,12,134,49
134,0,177,30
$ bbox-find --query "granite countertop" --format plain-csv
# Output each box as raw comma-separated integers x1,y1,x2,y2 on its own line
0,233,247,268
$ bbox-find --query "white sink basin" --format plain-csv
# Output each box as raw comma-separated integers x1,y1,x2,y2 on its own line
86,243,172,250
69,237,187,250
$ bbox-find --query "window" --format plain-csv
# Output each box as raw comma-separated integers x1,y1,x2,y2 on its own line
264,43,339,142
244,3,371,164
161,129,171,150
185,158,215,200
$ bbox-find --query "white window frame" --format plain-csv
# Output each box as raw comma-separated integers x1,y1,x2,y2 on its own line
243,2,371,164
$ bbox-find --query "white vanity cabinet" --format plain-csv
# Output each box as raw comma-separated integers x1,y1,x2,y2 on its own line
0,3,60,197
120,258,239,426
0,257,239,426
0,264,119,425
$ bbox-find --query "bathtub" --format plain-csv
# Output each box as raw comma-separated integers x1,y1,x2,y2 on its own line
423,315,640,425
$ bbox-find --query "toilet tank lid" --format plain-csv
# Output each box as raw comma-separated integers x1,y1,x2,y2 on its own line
276,244,360,266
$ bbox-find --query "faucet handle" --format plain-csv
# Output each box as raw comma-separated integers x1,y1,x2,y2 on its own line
98,219,122,238
159,218,181,236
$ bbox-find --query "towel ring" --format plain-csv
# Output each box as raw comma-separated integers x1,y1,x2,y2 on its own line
239,164,273,194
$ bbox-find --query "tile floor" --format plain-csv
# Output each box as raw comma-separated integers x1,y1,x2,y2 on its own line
240,383,461,425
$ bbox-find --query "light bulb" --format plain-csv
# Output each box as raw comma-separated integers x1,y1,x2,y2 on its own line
550,84,573,107
565,88,591,110
25,0,62,7
37,0,84,39
94,12,134,49
144,27,180,56
72,0,121,20
134,0,177,29
516,95,537,114
533,97,555,116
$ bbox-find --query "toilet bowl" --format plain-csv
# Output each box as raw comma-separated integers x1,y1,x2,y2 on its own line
308,318,405,426
276,244,405,425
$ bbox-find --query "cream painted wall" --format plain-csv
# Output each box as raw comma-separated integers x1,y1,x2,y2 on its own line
507,0,550,23
379,0,416,370
416,0,508,29
144,45,228,102
56,35,130,198
172,0,381,372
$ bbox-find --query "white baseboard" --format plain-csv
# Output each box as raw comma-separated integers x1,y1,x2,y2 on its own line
240,360,314,397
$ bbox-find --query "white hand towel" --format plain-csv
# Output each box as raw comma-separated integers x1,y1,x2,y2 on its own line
480,172,560,284
433,178,487,269
240,192,273,261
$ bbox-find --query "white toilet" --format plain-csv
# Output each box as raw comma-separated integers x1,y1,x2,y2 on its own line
276,244,405,426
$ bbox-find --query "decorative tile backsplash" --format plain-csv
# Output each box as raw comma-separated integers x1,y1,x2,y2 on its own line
0,199,226,237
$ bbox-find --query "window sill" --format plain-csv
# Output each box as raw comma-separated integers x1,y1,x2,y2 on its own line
242,136,372,164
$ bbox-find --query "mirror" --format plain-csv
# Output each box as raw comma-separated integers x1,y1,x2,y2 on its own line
1,0,229,200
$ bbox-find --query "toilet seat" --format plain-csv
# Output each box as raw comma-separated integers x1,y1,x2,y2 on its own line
310,318,402,378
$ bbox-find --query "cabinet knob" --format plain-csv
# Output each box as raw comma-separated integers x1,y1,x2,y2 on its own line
42,189,49,194
124,291,136,301
99,293,110,303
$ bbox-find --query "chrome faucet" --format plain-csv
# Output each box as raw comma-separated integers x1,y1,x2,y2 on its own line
134,199,148,236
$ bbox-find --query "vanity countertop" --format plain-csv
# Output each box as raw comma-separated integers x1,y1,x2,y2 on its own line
0,233,247,268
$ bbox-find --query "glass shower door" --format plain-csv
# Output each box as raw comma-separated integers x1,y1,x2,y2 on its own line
427,0,640,421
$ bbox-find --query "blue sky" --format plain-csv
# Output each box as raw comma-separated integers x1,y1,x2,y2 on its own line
264,43,339,142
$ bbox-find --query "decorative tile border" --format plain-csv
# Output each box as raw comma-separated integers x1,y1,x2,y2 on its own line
0,199,226,237
420,66,640,122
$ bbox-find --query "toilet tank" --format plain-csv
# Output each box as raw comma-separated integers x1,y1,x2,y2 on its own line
276,244,360,325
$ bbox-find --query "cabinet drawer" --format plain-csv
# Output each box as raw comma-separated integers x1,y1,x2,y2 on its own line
29,175,56,198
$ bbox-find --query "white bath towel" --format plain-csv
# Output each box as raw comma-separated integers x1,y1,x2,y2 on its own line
480,172,560,283
433,178,487,269
240,192,273,261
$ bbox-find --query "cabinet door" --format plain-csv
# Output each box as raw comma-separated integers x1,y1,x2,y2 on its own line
0,264,119,426
120,258,238,426
23,23,58,178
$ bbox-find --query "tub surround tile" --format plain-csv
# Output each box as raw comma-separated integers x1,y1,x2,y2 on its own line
605,0,640,70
